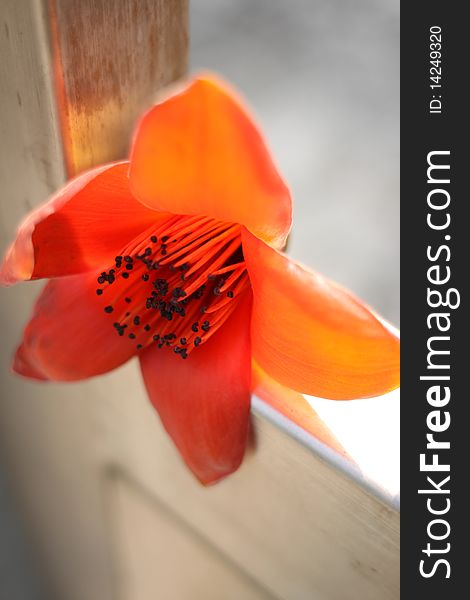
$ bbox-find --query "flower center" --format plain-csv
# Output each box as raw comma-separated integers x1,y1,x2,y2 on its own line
95,215,249,358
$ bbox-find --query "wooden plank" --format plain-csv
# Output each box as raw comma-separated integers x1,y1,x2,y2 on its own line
0,2,188,599
94,375,399,600
0,0,65,235
111,475,276,600
48,0,188,176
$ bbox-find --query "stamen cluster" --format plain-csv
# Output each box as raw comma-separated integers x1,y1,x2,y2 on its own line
95,215,249,358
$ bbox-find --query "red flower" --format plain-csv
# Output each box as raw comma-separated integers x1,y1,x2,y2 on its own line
0,75,399,484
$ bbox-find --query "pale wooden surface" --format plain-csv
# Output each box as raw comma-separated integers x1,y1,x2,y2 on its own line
112,475,276,600
0,2,188,599
0,2,398,599
94,374,399,600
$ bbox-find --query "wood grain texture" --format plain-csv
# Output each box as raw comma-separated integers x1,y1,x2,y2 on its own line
111,476,276,600
96,376,399,600
49,0,188,175
0,2,188,599
0,0,65,242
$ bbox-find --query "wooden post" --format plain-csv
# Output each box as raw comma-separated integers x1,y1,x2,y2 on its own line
0,2,188,599
0,2,399,599
47,0,188,177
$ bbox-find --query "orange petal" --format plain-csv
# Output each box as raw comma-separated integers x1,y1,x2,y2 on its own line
0,162,163,285
140,292,252,484
252,360,349,458
13,343,48,381
13,273,137,381
129,74,292,249
243,229,400,400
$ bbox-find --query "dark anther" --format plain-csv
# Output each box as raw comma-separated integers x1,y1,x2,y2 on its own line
126,263,133,270
201,320,210,332
180,337,187,345
150,235,157,243
191,322,199,333
142,273,149,282
125,312,130,317
107,273,115,284
124,256,132,263
137,344,143,350
113,321,127,334
144,324,151,332
207,274,216,281
172,304,186,317
153,279,169,296
115,256,122,262
153,335,160,342
96,289,103,296
104,306,113,313
179,263,189,271
181,349,188,359
173,346,181,354
213,287,222,295
172,287,187,299
194,285,206,299
200,305,207,314
160,245,167,256
161,235,169,243
125,297,132,303
144,247,152,256
164,333,176,340
226,291,234,298
194,336,202,347
113,322,127,337
122,272,129,279
133,316,140,326
129,333,136,339
97,276,105,284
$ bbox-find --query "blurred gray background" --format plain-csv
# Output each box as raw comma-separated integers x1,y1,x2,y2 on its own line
1,1,398,598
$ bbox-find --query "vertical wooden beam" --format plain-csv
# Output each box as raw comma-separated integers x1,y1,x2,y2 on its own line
0,2,188,599
48,0,188,175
